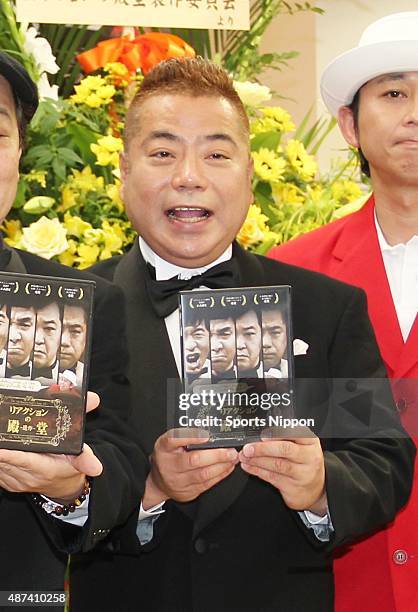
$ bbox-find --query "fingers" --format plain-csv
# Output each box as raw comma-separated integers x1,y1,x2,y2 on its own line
240,439,316,464
69,444,103,477
86,391,100,413
158,428,210,451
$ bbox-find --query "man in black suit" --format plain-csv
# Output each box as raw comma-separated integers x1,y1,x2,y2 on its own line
0,51,146,605
71,57,415,612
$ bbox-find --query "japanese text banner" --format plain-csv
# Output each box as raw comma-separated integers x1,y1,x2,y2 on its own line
16,0,249,31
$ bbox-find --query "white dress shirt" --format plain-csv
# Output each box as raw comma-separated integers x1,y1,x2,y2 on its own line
375,214,418,341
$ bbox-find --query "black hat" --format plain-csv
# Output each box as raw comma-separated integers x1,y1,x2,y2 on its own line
0,51,39,122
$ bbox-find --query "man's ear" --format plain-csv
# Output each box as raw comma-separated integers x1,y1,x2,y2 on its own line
337,106,360,148
247,154,254,203
119,151,129,180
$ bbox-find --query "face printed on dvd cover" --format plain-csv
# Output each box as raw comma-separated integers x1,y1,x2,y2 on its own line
184,319,210,375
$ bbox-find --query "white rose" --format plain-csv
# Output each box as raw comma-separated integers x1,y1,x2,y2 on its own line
21,217,68,260
233,81,272,107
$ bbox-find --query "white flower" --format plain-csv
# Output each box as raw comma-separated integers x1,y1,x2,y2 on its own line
37,73,59,101
21,217,68,260
293,339,309,356
23,26,59,74
233,81,272,107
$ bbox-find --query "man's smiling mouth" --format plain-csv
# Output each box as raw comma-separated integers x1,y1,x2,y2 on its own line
166,207,210,222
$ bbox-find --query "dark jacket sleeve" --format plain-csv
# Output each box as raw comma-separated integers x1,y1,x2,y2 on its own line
30,280,148,554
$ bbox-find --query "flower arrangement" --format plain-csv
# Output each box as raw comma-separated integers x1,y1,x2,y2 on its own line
3,67,368,266
234,82,369,254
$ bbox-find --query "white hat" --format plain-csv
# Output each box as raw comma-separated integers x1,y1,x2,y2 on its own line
321,12,418,116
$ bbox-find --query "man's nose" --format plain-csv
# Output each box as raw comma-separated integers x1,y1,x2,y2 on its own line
171,154,207,191
262,332,272,348
404,92,418,124
9,326,20,343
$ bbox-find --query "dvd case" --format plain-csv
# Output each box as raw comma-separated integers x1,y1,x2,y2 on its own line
0,271,94,454
178,286,294,448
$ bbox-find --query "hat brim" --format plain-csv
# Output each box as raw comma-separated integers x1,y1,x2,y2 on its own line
321,40,418,116
0,52,38,122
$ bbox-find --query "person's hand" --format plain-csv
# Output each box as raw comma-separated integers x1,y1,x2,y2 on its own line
86,391,100,413
0,390,103,503
0,443,102,503
239,431,326,514
143,428,239,507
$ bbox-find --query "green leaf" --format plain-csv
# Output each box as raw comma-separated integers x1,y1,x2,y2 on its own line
251,131,281,152
57,147,83,165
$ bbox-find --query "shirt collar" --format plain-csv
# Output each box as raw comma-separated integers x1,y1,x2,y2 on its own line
374,209,418,252
139,237,233,281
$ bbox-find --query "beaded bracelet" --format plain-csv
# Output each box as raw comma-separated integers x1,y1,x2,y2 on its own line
31,478,90,517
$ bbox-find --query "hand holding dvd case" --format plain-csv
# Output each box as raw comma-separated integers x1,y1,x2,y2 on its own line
0,271,94,454
178,286,294,449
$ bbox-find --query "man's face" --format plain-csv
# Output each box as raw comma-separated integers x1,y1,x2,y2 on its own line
236,310,261,372
7,306,35,368
184,320,209,374
0,75,21,224
210,318,236,375
59,305,87,370
0,304,9,352
262,310,287,369
121,94,253,268
338,71,418,184
34,302,62,368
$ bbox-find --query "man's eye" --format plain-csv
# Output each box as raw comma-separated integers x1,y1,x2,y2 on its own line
152,150,172,159
209,152,228,160
384,90,404,98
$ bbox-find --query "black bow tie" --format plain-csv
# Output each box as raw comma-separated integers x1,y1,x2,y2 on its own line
145,258,240,318
7,362,31,378
33,366,55,380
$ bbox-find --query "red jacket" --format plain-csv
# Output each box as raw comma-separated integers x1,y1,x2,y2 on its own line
269,195,418,612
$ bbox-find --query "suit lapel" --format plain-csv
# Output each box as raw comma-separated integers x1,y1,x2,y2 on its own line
114,240,178,455
193,245,265,536
396,317,418,378
330,198,404,375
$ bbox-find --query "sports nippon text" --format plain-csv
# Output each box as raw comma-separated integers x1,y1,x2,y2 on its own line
177,389,315,430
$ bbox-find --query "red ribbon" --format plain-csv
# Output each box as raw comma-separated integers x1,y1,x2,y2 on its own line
77,33,195,75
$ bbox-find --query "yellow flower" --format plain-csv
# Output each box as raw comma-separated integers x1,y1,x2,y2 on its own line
63,213,92,238
70,167,104,193
60,185,77,211
237,204,269,247
106,182,124,212
23,169,47,188
84,228,104,245
76,243,100,268
91,135,123,167
286,139,317,181
21,217,68,260
2,219,23,248
71,75,115,108
58,239,78,267
261,107,295,133
105,62,129,78
252,148,287,183
331,179,362,203
272,182,304,206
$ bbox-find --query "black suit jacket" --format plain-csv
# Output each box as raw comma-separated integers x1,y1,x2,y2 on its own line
0,248,147,607
70,240,415,612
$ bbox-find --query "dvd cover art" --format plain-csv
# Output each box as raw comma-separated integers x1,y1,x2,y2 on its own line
0,272,94,454
179,286,294,448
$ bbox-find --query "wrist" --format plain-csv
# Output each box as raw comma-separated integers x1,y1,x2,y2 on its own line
307,490,328,516
143,473,168,510
41,473,87,505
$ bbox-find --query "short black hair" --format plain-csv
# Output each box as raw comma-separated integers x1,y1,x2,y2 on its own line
348,89,370,177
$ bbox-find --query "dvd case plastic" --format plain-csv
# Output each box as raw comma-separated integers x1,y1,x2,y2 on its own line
178,285,294,448
0,271,94,454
